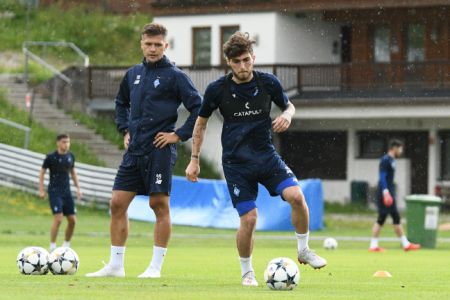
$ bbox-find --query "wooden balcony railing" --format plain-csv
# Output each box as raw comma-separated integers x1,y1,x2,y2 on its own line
87,61,450,100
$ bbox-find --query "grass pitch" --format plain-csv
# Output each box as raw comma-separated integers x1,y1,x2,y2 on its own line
1,187,450,300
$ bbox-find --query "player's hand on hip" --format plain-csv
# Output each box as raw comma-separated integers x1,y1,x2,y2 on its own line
39,189,45,199
124,132,130,150
272,113,291,133
185,160,200,182
153,132,180,148
383,189,393,207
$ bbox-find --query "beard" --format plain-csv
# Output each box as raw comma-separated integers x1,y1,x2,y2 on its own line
232,70,252,82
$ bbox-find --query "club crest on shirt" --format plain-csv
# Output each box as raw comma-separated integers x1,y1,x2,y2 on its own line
233,185,240,197
154,78,160,88
134,75,141,85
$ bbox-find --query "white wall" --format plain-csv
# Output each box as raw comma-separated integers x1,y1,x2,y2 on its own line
154,13,278,66
350,159,411,210
274,13,342,64
176,107,224,177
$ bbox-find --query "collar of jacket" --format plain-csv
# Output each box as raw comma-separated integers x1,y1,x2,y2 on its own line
142,55,173,69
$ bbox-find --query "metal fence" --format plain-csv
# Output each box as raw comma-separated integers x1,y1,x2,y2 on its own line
0,143,115,205
0,118,31,149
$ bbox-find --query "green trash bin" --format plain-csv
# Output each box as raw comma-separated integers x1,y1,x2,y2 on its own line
405,195,442,248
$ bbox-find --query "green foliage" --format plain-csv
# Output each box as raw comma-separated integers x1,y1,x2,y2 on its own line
0,60,53,84
0,3,149,66
70,111,222,179
0,90,103,165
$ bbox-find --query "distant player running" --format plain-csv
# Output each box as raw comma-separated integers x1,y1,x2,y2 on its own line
186,32,326,287
86,23,201,278
369,139,421,252
39,134,82,251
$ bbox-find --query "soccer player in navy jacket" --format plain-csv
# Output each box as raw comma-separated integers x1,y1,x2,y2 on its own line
87,23,201,278
186,32,326,286
39,134,82,251
369,139,420,252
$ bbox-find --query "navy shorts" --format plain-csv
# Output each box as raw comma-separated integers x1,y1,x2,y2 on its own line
113,145,177,195
48,190,76,216
223,154,299,216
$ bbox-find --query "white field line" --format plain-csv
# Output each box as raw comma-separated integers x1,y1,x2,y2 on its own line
5,230,450,243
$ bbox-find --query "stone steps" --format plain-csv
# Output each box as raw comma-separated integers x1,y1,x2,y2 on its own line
0,75,123,168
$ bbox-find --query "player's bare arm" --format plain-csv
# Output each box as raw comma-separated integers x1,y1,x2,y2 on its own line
70,168,82,201
272,101,295,133
185,117,209,182
39,168,46,199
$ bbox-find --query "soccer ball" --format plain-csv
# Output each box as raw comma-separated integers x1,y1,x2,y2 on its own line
323,237,338,250
16,247,49,275
264,257,300,290
48,247,79,275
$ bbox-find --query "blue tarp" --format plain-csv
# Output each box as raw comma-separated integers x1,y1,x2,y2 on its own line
128,177,323,231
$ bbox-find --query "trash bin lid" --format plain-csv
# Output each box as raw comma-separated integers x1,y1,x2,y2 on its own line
405,194,442,203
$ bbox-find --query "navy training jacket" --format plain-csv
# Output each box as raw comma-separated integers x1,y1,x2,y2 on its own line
115,56,202,156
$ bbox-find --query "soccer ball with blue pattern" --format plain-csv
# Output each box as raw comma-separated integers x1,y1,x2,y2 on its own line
264,257,300,290
48,247,79,275
16,247,49,275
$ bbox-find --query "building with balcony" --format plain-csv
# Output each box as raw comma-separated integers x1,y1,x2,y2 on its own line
82,0,450,206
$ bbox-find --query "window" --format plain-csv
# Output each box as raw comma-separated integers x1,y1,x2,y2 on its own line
359,134,386,158
373,26,391,63
220,25,239,65
280,131,348,180
406,24,425,62
192,27,211,66
440,131,450,180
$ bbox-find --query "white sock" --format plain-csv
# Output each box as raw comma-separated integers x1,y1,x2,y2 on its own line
400,235,410,248
296,232,309,251
149,246,167,272
370,238,379,249
62,241,70,248
109,246,126,269
239,256,254,277
50,242,57,251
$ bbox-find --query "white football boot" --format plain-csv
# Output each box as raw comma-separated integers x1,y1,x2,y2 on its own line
138,267,161,279
242,271,259,287
85,262,125,278
298,248,327,269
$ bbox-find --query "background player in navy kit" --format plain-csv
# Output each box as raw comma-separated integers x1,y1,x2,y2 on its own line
185,32,326,287
86,23,201,279
39,134,82,251
369,139,421,252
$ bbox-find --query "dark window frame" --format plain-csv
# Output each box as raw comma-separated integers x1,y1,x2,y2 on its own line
192,26,212,66
440,131,450,180
279,131,348,180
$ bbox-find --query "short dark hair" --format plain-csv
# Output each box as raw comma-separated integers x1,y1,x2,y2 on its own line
141,23,167,38
56,134,69,141
388,139,403,149
223,32,256,59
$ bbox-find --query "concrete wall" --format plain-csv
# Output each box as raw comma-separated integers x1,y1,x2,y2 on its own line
154,13,278,65
274,13,342,64
291,115,450,205
155,12,341,65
